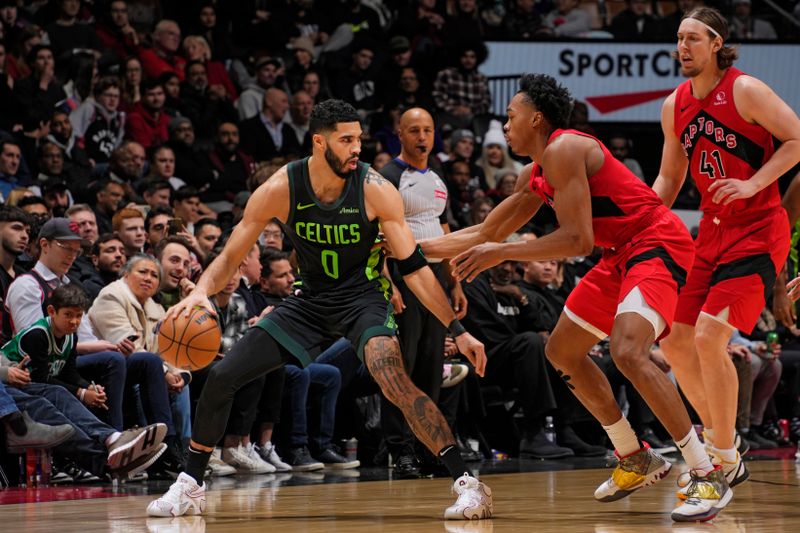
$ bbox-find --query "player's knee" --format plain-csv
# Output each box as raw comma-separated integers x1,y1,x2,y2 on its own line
609,336,648,374
694,326,727,357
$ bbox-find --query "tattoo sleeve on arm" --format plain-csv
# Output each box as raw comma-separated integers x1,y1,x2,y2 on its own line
365,336,453,452
365,168,389,185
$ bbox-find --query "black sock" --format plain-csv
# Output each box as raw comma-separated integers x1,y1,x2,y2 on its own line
438,444,471,481
2,412,27,436
185,445,211,485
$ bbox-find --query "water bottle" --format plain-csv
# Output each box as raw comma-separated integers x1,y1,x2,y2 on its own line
345,438,358,462
766,331,780,359
544,416,556,444
25,448,37,487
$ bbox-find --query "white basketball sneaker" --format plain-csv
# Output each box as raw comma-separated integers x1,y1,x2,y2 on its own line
444,473,493,520
671,465,732,522
147,473,207,517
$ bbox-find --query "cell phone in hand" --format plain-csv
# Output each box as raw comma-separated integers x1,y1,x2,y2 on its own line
126,334,140,342
167,217,185,235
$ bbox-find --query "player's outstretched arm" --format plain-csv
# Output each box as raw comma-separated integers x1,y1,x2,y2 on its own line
450,137,595,282
366,168,486,376
166,168,290,319
652,91,689,208
708,76,800,205
421,163,543,259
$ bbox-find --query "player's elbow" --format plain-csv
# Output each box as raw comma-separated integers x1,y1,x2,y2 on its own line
569,230,594,256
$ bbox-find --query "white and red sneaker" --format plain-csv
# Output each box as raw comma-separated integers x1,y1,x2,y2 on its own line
147,473,207,517
444,473,493,520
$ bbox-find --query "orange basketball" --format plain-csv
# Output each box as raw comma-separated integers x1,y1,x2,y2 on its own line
157,307,221,371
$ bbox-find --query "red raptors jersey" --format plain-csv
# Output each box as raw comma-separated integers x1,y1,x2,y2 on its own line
674,67,779,219
529,129,665,249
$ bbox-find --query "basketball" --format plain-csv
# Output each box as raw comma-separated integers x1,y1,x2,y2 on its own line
157,307,221,371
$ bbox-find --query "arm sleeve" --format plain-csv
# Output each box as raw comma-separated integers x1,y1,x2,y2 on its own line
18,329,53,384
50,340,90,394
6,276,45,334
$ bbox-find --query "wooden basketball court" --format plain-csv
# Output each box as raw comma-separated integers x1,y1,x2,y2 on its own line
1,459,798,532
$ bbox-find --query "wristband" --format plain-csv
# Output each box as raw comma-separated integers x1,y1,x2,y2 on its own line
448,318,467,337
79,388,86,402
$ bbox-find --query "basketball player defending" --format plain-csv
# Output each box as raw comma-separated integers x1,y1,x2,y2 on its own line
422,74,728,521
654,6,800,495
147,100,492,520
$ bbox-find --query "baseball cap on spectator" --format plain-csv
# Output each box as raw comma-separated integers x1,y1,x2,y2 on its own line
42,178,69,196
390,36,411,54
39,217,83,241
290,36,316,60
255,56,282,70
482,120,507,149
451,129,475,146
168,116,192,135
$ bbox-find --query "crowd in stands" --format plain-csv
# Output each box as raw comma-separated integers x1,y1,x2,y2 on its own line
1,0,800,485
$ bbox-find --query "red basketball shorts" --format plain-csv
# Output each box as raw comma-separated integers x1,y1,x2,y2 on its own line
674,208,790,333
565,209,695,341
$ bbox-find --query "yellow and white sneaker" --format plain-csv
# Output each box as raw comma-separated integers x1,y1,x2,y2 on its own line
594,442,672,502
671,465,732,522
676,450,749,500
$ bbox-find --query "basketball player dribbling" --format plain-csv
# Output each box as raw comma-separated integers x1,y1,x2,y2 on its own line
147,100,493,520
654,6,800,498
422,73,731,521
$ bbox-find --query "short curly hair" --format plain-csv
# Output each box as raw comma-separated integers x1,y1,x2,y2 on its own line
517,74,573,130
309,99,360,135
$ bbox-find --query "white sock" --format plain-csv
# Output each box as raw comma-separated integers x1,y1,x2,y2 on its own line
602,417,640,457
105,432,122,447
713,446,738,465
676,429,714,475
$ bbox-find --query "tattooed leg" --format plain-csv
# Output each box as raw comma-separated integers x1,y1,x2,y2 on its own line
545,313,624,426
365,336,454,454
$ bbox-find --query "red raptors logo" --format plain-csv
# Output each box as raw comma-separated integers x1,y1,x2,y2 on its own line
68,221,80,235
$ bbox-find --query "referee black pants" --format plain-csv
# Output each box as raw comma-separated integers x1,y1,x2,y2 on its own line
381,263,448,459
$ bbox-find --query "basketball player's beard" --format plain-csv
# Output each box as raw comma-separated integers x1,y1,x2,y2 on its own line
324,146,355,179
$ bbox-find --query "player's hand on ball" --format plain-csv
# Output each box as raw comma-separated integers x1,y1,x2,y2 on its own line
166,289,216,321
454,332,486,377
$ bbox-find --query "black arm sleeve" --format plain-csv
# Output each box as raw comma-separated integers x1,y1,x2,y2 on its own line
18,329,53,385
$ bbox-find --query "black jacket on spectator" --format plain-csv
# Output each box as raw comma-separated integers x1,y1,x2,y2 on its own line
13,76,67,124
206,147,254,203
179,83,238,143
516,280,564,333
461,272,538,349
609,10,660,40
238,115,303,162
167,140,216,190
69,256,110,303
45,22,103,60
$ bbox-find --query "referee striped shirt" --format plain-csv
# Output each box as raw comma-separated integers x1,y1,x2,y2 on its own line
381,158,448,262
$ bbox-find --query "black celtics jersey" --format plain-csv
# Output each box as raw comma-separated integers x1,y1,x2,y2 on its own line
282,157,387,295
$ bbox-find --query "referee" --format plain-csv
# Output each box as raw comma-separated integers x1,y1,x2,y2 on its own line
380,108,467,478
